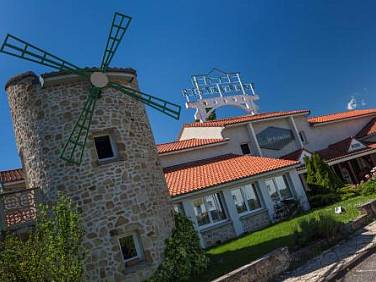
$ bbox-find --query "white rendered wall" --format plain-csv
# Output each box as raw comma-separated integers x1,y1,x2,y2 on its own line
222,126,259,155
159,142,234,168
179,127,224,140
252,118,301,158
294,116,374,151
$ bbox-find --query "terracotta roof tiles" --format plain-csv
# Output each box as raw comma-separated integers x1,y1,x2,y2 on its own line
308,109,376,125
317,138,376,161
281,149,306,161
0,168,24,184
356,117,376,138
184,110,310,128
164,154,298,197
157,138,227,154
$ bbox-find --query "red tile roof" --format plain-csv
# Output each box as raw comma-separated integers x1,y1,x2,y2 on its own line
0,168,24,184
356,117,376,138
317,138,376,161
164,154,298,197
308,109,376,125
157,138,227,154
281,149,311,162
317,138,353,160
183,110,310,128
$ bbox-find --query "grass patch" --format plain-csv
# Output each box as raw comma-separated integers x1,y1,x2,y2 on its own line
197,195,376,282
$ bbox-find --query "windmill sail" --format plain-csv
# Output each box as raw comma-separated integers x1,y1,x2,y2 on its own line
0,34,87,78
1,12,181,165
101,12,132,71
60,88,100,164
109,82,181,120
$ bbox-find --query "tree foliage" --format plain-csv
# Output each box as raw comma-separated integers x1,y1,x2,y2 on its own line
0,195,84,282
304,153,343,194
149,213,208,282
206,108,216,121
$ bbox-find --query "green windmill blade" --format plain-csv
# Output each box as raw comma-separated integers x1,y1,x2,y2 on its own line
109,82,181,120
1,11,181,166
60,87,101,165
0,34,88,78
100,12,132,72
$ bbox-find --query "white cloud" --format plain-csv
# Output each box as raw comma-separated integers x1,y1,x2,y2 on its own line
347,96,357,110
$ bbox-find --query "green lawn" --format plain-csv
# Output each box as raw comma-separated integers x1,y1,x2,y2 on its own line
197,195,376,282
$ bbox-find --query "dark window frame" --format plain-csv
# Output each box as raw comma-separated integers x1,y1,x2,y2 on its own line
94,135,116,160
240,143,251,155
118,234,143,266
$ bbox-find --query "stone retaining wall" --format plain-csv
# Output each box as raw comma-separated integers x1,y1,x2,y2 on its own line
212,247,291,282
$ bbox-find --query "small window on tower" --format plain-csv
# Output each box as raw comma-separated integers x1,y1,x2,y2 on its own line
94,135,115,160
240,143,251,155
119,234,143,266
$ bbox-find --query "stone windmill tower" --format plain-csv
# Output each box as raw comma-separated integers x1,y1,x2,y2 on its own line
3,12,179,281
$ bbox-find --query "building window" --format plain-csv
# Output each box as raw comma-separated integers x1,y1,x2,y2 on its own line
231,184,262,214
173,202,185,215
240,143,251,155
299,131,308,145
192,192,227,227
265,175,293,202
119,234,143,266
94,135,115,160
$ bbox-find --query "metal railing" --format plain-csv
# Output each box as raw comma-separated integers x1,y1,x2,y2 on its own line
0,187,41,231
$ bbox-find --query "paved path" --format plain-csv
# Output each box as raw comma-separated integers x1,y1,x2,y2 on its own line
279,221,376,282
338,252,376,281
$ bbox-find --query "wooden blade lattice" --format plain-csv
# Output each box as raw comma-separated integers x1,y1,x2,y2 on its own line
109,82,181,120
101,12,132,71
0,34,87,78
60,88,100,165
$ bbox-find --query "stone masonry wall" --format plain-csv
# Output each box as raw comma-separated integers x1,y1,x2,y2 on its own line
5,70,174,282
240,209,271,233
200,221,236,248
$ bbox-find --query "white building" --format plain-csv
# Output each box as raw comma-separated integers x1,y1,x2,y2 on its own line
2,108,376,248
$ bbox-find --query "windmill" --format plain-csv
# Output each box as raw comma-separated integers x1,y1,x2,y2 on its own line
0,12,181,165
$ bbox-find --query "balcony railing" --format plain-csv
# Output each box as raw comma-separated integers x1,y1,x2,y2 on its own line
0,187,41,231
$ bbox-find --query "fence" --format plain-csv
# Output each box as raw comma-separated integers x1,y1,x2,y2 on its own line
0,187,41,231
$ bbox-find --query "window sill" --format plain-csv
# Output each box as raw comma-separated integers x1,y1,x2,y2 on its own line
239,208,267,220
198,219,231,233
124,259,152,274
96,156,124,166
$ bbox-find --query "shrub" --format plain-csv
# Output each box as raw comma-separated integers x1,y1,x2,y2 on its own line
339,185,361,200
0,195,84,282
304,153,343,194
149,213,208,282
360,179,376,195
308,193,340,208
292,213,345,248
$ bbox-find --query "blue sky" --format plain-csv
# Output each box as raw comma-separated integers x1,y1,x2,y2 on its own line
1,0,376,170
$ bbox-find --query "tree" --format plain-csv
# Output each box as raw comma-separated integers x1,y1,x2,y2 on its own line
304,153,343,194
149,213,208,282
195,108,217,122
0,195,84,282
206,108,216,121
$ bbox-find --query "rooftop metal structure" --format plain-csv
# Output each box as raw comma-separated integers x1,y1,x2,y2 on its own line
182,68,259,122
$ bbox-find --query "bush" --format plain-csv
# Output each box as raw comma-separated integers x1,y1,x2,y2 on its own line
360,179,376,195
0,195,84,282
304,153,343,194
339,185,361,200
149,213,208,282
292,213,345,248
308,193,340,208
